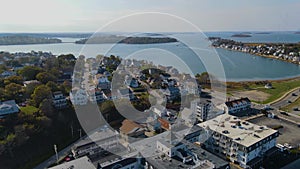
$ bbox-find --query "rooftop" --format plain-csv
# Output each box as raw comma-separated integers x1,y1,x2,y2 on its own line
48,156,96,169
197,114,278,147
225,97,251,108
120,119,144,135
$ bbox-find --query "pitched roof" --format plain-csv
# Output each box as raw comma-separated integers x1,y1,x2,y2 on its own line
225,97,251,108
120,119,144,135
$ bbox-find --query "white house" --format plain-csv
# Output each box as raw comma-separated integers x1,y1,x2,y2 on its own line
70,88,88,105
95,74,111,90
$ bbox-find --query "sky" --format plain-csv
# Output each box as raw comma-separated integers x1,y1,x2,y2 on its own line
0,0,300,32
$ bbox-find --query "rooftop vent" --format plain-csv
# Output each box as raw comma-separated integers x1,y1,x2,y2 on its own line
222,130,229,134
242,122,249,125
235,137,241,141
254,134,261,138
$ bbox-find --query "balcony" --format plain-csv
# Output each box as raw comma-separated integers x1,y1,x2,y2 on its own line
213,135,220,140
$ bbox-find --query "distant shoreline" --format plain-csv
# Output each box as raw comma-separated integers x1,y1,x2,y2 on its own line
215,46,300,65
210,37,300,66
226,74,300,83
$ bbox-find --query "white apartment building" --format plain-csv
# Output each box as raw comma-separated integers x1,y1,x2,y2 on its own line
219,98,251,114
198,114,279,168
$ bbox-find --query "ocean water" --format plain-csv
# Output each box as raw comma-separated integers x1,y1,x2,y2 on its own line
0,32,300,81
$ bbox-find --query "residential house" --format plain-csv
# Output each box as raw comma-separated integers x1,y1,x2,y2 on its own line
0,100,19,118
181,81,201,95
162,87,180,101
146,115,161,132
124,76,139,88
120,119,146,143
118,88,136,101
0,71,16,78
23,80,40,87
95,74,111,90
88,88,107,103
158,118,171,130
70,88,88,105
264,83,273,89
52,91,67,109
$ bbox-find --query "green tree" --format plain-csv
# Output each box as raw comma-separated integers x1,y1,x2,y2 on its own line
0,78,4,88
0,65,8,74
46,81,59,92
24,83,41,99
31,85,52,107
0,88,6,101
18,66,43,80
43,57,59,71
5,83,23,101
39,99,54,117
36,72,57,84
4,75,23,85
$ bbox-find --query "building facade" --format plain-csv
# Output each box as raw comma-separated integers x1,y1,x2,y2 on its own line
220,98,251,114
52,91,67,109
198,114,279,168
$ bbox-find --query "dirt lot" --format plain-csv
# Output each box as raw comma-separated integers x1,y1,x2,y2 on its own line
231,90,270,102
249,116,300,146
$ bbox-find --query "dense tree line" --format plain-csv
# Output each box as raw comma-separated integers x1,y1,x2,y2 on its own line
0,54,76,159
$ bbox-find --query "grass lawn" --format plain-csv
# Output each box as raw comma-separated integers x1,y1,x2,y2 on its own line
255,79,300,103
20,106,39,115
227,78,300,104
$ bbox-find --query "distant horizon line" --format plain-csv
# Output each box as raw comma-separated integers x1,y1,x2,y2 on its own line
0,30,299,34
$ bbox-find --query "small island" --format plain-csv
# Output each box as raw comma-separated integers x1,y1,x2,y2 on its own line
255,32,271,34
231,34,252,38
75,35,178,44
0,36,62,45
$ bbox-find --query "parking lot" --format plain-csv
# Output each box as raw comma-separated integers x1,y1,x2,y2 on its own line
249,116,300,146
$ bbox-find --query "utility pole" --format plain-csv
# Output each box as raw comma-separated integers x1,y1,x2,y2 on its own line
54,144,58,164
71,125,74,138
78,129,82,138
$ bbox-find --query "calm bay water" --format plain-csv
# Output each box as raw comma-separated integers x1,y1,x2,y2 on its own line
1,32,300,81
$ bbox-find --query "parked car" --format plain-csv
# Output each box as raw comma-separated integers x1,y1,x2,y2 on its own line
292,93,297,96
293,107,299,111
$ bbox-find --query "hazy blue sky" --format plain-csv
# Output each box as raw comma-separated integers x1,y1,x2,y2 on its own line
1,0,299,32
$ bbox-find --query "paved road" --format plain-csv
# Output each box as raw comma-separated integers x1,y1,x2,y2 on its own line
270,87,300,109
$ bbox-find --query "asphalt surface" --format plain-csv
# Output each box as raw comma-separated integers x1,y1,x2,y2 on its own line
271,88,300,109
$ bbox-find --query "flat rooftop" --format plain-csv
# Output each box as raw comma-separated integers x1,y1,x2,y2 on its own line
48,156,96,169
145,140,228,169
197,114,278,147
